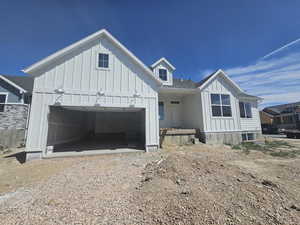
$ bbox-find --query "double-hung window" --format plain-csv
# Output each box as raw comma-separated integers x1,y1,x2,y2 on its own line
211,94,232,117
159,102,164,120
239,102,252,118
0,94,7,112
98,53,109,68
159,69,167,81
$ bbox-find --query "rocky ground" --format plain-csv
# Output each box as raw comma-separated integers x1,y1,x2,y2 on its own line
0,137,300,225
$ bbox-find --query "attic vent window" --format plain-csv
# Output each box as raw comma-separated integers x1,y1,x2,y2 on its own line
98,53,109,68
159,69,167,81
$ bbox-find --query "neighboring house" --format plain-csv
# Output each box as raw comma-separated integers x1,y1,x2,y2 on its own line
0,75,33,147
261,102,300,131
22,29,262,160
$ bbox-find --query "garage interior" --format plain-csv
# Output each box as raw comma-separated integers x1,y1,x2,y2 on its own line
46,106,146,154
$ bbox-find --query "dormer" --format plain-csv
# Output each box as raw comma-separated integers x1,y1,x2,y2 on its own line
150,57,175,86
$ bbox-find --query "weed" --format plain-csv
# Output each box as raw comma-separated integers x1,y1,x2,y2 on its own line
232,145,241,150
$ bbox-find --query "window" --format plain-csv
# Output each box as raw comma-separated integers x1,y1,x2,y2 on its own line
211,94,232,117
239,102,252,118
159,69,167,81
170,101,180,104
159,102,164,120
242,133,255,141
282,115,293,124
0,94,7,112
98,53,109,68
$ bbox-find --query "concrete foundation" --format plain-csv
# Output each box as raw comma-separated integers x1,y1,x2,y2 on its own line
199,131,262,145
26,151,42,161
160,129,197,147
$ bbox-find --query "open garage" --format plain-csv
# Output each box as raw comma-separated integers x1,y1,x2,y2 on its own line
46,106,146,154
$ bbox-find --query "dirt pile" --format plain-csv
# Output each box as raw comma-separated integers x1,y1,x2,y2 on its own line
134,151,300,225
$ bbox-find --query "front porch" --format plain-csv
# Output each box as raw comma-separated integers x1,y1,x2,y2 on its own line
158,89,200,129
158,89,201,147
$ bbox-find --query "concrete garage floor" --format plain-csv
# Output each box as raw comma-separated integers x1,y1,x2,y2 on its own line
52,133,145,153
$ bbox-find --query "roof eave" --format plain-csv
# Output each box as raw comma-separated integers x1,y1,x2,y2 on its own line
0,75,27,93
151,57,176,71
22,29,162,85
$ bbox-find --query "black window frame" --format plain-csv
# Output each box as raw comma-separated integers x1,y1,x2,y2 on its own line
159,69,167,81
211,94,232,117
242,133,255,141
239,102,252,118
98,53,109,68
0,94,7,112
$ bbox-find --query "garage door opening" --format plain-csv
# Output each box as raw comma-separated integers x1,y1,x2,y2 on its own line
46,106,146,154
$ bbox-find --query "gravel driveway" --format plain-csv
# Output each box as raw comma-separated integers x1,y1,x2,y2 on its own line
1,141,300,225
0,152,161,225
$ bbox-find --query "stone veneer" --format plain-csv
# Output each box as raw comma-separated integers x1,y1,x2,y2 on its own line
0,104,29,148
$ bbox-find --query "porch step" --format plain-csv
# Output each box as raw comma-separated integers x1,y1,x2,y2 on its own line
160,128,197,135
159,128,199,147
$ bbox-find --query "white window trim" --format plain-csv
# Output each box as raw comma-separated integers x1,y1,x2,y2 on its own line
0,92,8,104
95,50,111,71
210,93,233,118
159,68,168,81
0,92,8,112
239,101,253,119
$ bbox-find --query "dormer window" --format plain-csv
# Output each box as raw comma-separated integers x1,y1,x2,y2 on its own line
159,69,167,81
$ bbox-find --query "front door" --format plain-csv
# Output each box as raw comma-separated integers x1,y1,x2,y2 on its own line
170,101,181,128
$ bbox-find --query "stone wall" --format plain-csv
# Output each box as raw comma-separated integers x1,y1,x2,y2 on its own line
0,104,29,148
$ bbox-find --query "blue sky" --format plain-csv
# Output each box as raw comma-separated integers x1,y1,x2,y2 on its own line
1,0,300,107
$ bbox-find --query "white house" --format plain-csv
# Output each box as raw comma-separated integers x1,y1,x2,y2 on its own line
23,29,262,160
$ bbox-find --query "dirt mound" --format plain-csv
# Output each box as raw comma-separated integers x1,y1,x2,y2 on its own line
134,151,300,225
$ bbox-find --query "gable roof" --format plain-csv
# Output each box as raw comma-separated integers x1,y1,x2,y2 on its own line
151,57,176,71
197,69,262,100
0,75,34,93
22,29,162,85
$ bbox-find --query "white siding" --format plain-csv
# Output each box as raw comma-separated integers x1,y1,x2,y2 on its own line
26,35,159,153
240,101,262,131
201,76,261,133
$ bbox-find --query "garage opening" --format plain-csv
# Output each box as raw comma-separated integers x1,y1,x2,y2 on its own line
46,106,146,154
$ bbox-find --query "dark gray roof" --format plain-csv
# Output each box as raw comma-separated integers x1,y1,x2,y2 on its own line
263,101,300,114
196,71,217,87
170,78,197,89
1,75,34,93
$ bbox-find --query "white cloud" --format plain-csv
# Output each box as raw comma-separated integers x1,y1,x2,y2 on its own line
223,49,300,108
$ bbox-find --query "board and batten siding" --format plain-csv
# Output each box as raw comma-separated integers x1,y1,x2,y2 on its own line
201,76,261,133
201,76,241,132
26,35,159,153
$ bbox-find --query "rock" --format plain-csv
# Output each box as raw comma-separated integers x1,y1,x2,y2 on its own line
261,179,278,188
291,204,300,211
